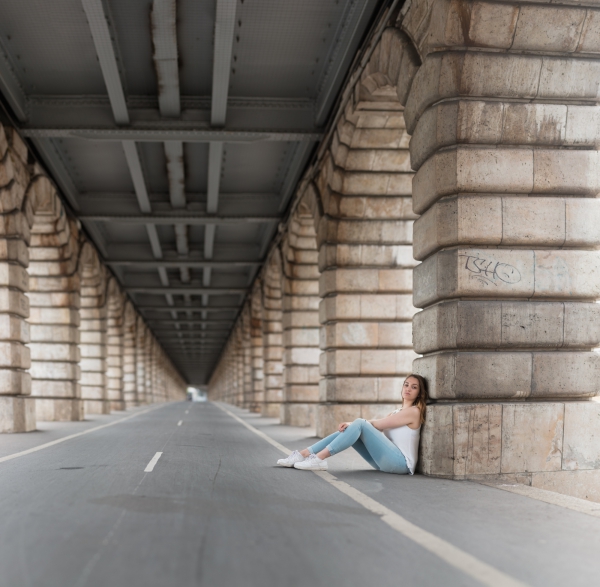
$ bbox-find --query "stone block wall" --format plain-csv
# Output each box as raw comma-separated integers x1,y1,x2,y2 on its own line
0,124,187,433
208,0,600,498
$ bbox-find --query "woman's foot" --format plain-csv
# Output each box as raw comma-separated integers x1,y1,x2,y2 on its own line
276,450,306,467
293,454,328,471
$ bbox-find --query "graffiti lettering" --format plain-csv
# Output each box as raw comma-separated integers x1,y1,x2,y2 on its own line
459,255,521,286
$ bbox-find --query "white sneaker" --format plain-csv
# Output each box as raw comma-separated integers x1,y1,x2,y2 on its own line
293,453,328,471
277,450,305,467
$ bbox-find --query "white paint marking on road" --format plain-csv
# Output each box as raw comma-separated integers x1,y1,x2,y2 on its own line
144,452,163,472
479,482,600,519
0,404,167,465
214,402,528,587
185,410,189,414
177,420,183,426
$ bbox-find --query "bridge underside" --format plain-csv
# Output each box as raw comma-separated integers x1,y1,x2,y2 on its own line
0,0,598,502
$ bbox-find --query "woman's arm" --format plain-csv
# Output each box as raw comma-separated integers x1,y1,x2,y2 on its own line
369,407,419,431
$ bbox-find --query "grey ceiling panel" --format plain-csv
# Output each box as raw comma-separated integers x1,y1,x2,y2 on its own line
220,141,293,194
0,0,107,95
54,138,134,193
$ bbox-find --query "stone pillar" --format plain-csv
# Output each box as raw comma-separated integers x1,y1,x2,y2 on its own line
78,243,109,415
400,0,600,490
261,253,284,418
106,279,125,411
241,304,253,409
0,127,34,432
27,175,82,421
313,60,418,435
249,283,264,413
233,323,243,406
123,302,137,407
144,332,153,403
135,317,147,404
281,199,321,427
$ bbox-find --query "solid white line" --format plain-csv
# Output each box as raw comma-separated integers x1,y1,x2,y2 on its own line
144,452,163,472
214,402,528,587
177,420,183,426
0,404,166,465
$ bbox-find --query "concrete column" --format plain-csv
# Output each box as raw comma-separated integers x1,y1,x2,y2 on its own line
249,283,264,413
261,253,284,418
313,78,418,436
106,279,125,411
399,0,600,491
123,302,138,407
135,317,147,405
280,199,321,427
27,174,82,421
0,127,34,432
78,243,109,415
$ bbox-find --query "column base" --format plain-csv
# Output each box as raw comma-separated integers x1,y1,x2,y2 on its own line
280,403,316,428
110,400,125,411
248,402,262,413
83,399,111,415
316,403,401,437
0,396,36,432
125,400,138,409
261,403,281,418
419,401,600,481
35,398,84,422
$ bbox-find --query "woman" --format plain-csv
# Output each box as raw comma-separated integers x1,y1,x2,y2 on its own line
276,374,428,474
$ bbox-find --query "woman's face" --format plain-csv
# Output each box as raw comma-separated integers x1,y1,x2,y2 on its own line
402,377,420,402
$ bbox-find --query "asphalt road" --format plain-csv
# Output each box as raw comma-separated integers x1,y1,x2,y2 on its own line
0,401,599,587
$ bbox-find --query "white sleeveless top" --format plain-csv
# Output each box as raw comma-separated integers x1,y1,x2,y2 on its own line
383,409,421,474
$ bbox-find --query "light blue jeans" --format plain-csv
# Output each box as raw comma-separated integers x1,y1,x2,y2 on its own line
308,418,410,475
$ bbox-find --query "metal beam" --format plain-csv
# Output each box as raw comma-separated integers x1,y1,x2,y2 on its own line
165,141,185,207
128,287,245,295
81,0,129,124
278,139,316,213
80,214,278,225
212,0,237,126
28,138,81,211
151,0,180,118
19,128,323,142
0,41,28,122
314,0,376,126
122,141,151,212
105,259,260,268
207,142,223,214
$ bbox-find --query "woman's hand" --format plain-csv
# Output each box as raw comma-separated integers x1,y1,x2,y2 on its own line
338,421,351,432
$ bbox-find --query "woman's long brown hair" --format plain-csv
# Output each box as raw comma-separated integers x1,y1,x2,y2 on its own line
402,374,429,425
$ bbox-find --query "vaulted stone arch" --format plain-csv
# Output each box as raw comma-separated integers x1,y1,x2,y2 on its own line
310,26,420,436
280,195,321,427
106,277,125,411
261,250,284,418
249,280,264,413
78,241,109,415
25,170,82,422
135,316,148,405
123,301,138,407
0,128,34,431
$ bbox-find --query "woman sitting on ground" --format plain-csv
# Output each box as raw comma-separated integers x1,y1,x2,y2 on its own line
277,374,428,474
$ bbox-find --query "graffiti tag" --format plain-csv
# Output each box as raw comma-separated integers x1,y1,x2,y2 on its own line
459,254,521,287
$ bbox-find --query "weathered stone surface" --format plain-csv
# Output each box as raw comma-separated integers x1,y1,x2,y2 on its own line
0,396,35,433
